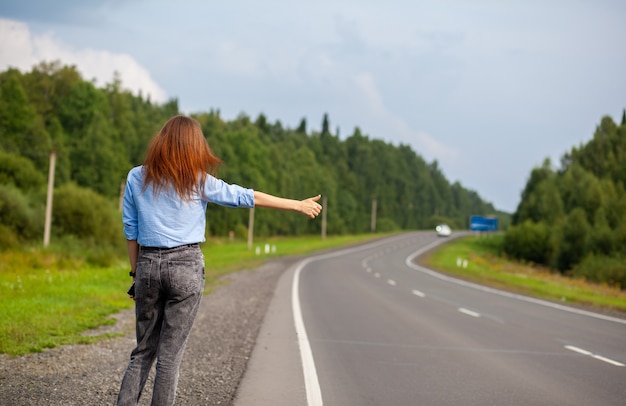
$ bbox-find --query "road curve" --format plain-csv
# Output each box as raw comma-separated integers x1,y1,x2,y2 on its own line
234,232,626,406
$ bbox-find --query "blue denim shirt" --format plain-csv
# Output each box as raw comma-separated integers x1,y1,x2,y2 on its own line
122,166,254,247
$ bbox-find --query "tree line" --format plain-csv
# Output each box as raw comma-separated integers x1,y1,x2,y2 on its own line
506,113,626,288
0,61,498,253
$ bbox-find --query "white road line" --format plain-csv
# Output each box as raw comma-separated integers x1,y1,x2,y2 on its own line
366,268,372,273
459,308,481,318
374,273,381,278
290,232,417,406
292,262,323,406
565,345,592,356
387,279,396,286
405,243,626,326
565,345,625,367
412,289,425,298
592,355,625,367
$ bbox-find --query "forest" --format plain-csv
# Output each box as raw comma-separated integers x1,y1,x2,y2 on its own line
507,112,626,288
0,62,499,255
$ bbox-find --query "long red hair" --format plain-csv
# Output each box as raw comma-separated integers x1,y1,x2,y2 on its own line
143,115,222,200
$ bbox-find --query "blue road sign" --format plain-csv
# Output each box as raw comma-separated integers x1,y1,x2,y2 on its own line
470,215,498,231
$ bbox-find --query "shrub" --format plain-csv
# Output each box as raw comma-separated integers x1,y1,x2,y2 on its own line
589,223,614,255
52,183,121,247
553,208,590,272
503,220,551,265
572,254,626,289
0,150,45,191
376,217,400,232
0,184,41,242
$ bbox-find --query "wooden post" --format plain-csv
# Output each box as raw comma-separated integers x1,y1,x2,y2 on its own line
247,207,255,250
321,195,327,240
119,180,126,211
370,198,377,233
43,150,56,247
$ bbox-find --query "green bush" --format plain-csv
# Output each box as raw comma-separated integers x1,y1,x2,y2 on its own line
376,217,400,232
52,183,122,248
553,208,590,272
589,223,615,255
0,184,41,242
572,254,626,289
0,150,45,191
503,220,551,265
613,221,626,257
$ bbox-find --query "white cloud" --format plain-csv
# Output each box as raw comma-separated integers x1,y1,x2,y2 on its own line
353,72,459,163
0,18,167,102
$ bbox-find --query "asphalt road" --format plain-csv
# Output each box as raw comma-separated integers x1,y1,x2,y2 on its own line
235,232,626,406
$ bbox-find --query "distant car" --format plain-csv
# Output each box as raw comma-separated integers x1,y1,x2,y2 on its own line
435,224,451,237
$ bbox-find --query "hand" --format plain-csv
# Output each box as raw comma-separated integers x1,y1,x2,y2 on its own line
127,281,136,301
299,194,323,219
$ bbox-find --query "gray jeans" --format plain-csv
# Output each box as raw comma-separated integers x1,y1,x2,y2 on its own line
117,244,205,406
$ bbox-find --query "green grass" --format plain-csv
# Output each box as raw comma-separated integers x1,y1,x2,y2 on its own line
423,234,626,313
0,251,132,355
0,233,386,356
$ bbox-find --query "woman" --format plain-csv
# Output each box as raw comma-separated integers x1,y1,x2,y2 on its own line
117,115,322,406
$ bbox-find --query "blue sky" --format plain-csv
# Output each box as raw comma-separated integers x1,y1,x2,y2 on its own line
1,0,625,212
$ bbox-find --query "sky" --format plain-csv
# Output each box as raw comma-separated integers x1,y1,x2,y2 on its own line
1,0,625,213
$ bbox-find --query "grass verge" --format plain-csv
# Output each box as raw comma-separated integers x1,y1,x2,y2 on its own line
0,233,385,356
423,234,626,313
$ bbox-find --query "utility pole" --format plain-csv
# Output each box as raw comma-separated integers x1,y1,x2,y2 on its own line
247,207,255,250
119,180,126,211
371,198,377,233
43,150,56,247
321,195,327,240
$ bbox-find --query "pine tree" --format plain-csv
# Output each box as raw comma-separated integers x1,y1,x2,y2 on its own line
296,117,307,134
321,113,330,135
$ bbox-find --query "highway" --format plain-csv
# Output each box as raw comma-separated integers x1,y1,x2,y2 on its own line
234,232,626,406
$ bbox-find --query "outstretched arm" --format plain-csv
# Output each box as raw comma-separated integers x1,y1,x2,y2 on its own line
253,192,322,219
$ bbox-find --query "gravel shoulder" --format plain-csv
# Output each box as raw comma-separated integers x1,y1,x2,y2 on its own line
0,257,299,406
